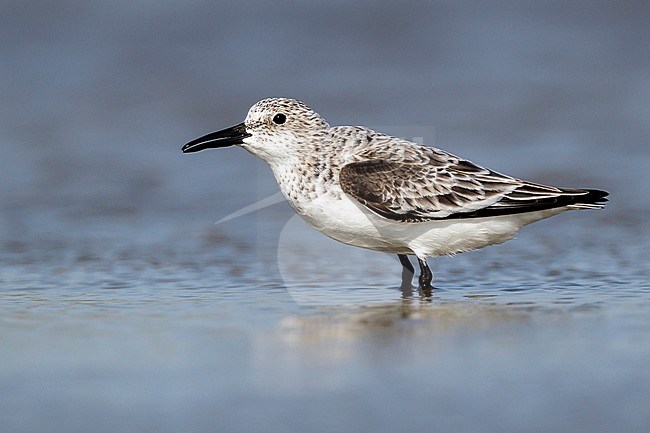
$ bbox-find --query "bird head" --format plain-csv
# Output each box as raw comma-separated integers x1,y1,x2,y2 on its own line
182,98,329,163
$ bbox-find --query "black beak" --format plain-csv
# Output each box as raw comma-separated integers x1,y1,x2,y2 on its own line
182,122,251,153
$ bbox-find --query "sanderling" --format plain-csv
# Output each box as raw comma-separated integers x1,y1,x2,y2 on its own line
182,98,608,291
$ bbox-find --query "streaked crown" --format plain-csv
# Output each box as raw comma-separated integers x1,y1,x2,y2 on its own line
245,98,329,132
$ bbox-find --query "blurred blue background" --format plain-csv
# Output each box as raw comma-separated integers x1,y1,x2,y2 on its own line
1,1,649,432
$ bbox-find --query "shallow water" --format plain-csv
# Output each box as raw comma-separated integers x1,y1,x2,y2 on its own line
2,2,650,432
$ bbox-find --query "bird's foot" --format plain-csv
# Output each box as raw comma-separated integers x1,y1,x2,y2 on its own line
418,283,434,299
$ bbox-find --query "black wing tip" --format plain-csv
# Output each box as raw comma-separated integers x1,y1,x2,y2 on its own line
580,188,609,204
431,187,610,221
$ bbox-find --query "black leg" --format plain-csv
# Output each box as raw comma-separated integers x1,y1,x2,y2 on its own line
398,254,415,274
417,257,433,294
397,254,415,298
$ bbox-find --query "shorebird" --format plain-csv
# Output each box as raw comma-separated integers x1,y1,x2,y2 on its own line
182,98,608,291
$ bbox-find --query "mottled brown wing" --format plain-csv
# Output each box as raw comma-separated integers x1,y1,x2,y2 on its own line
338,157,606,221
338,157,513,221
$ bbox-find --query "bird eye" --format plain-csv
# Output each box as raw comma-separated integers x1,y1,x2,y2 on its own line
272,113,286,125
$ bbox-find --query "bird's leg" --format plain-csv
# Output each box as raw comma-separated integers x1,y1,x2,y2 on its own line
398,254,415,275
397,254,415,298
417,257,434,296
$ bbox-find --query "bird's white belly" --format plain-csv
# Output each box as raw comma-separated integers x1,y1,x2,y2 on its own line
293,192,564,257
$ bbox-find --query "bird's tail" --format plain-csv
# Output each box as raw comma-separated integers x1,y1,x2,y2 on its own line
565,189,609,210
